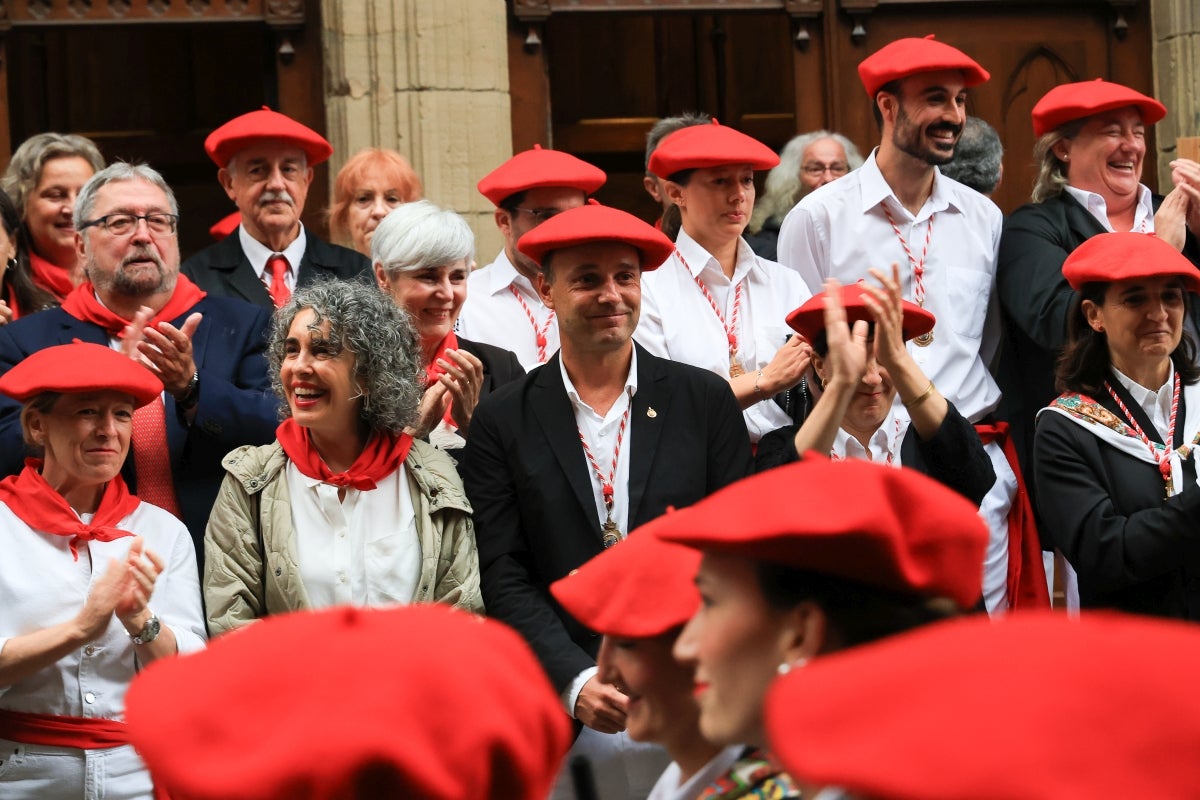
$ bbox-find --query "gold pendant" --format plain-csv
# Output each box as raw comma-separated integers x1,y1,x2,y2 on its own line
729,356,745,378
913,329,934,347
601,518,622,548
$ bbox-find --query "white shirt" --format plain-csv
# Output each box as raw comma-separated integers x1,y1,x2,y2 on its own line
0,500,206,718
1065,183,1156,233
457,250,560,371
832,412,907,464
646,745,743,800
636,230,812,441
557,348,638,716
1112,363,1176,444
289,461,421,608
238,223,306,292
777,150,1003,423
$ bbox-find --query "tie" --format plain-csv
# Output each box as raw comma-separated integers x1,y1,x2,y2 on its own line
131,395,181,518
267,254,291,308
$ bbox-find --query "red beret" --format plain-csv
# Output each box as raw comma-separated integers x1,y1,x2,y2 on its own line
766,611,1200,799
517,201,674,271
125,606,572,800
647,120,780,178
1062,231,1200,292
1032,79,1166,137
551,529,701,639
652,457,987,609
786,282,935,344
209,211,241,241
205,107,333,168
477,145,606,206
858,35,990,98
0,342,161,408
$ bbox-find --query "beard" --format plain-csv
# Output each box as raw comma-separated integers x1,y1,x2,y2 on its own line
893,106,962,166
88,246,177,297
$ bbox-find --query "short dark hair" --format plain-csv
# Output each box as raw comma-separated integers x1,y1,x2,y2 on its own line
755,561,962,652
1056,282,1200,394
871,79,903,129
498,190,527,214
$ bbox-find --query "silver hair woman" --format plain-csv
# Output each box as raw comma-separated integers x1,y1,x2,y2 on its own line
203,278,484,636
372,199,524,450
1,133,105,294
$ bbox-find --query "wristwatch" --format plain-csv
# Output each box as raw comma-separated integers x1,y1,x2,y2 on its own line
130,614,161,645
176,371,200,412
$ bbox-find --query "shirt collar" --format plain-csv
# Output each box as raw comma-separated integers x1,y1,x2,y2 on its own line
1063,184,1154,232
483,249,539,297
559,346,639,410
674,228,760,285
1112,361,1175,417
239,224,307,279
859,149,961,221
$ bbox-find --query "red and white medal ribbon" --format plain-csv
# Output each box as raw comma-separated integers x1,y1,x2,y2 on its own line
577,402,632,543
676,248,744,370
1105,372,1180,497
509,285,555,364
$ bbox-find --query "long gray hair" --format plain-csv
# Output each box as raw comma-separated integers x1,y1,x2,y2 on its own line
749,131,863,234
268,279,423,434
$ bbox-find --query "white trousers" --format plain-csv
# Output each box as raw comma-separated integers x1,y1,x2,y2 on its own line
0,738,152,800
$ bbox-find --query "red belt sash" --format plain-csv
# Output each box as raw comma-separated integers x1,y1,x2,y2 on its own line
974,422,1051,610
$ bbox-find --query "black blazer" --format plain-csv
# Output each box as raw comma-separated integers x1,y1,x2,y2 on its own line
995,191,1200,491
1034,377,1200,619
0,297,277,562
181,229,371,309
457,337,524,400
460,345,752,691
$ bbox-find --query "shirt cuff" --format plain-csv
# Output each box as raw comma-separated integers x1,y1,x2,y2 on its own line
561,666,599,718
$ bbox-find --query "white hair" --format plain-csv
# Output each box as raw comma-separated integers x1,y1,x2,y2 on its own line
371,199,475,274
749,131,864,234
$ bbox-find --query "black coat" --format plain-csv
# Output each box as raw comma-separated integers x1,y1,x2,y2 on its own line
440,337,523,471
182,230,370,309
460,345,752,691
1034,377,1200,619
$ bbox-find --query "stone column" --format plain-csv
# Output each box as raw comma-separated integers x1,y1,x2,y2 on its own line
1151,0,1200,183
323,0,513,258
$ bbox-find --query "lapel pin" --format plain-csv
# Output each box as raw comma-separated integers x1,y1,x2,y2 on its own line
647,407,657,418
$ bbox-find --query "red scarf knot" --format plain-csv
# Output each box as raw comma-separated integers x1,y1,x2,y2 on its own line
60,274,207,337
276,419,413,491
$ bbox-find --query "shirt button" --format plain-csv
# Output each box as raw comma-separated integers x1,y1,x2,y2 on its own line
84,645,95,656
84,692,96,704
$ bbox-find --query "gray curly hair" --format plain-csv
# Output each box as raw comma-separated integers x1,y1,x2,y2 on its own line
268,279,423,434
749,131,863,234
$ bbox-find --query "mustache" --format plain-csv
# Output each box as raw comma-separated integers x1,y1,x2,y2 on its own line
260,190,295,206
927,122,962,136
122,247,164,270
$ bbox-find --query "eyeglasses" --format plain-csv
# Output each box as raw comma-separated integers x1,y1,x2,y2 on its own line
511,207,562,224
801,162,850,178
78,212,179,236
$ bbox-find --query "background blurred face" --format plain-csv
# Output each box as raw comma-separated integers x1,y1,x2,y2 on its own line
669,164,755,245
27,390,134,498
280,308,362,440
673,552,792,746
596,633,700,745
1056,107,1145,206
497,186,587,279
538,242,641,355
220,143,311,246
27,155,94,265
80,178,180,299
1083,276,1184,378
376,258,469,352
800,138,851,192
348,178,406,257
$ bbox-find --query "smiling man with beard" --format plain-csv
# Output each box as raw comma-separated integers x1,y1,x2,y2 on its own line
777,36,1051,615
0,162,277,570
182,107,368,310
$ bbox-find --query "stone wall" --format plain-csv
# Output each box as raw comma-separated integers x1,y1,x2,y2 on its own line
1152,0,1200,183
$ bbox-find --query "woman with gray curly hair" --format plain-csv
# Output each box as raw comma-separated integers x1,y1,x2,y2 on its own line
202,279,483,636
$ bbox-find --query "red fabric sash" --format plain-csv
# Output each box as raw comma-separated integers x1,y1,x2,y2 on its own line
975,422,1052,610
28,251,75,302
60,274,207,336
275,419,413,491
0,708,127,749
0,460,139,560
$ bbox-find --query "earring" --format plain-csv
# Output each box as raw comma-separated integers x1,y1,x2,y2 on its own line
777,657,808,676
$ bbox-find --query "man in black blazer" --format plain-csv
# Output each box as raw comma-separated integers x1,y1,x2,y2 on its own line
182,107,368,309
461,204,751,799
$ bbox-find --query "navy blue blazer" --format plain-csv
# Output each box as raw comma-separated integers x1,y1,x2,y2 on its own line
182,228,370,309
0,296,277,562
460,344,752,691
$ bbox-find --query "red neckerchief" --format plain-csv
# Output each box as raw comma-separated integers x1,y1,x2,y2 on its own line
28,251,75,302
2,280,20,319
425,331,459,428
275,419,413,490
60,274,207,336
0,459,139,560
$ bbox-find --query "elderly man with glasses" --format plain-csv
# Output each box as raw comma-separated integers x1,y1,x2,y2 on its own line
0,162,276,572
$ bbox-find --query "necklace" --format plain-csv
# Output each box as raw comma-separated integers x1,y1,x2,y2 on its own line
509,285,554,364
1104,372,1180,498
882,205,935,346
676,248,745,376
577,400,633,547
